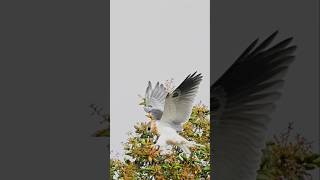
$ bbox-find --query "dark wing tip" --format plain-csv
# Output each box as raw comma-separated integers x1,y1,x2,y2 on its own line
250,31,280,55
265,30,279,43
212,31,296,91
175,72,203,95
185,71,202,80
237,31,284,61
237,38,259,61
189,71,203,82
271,30,279,37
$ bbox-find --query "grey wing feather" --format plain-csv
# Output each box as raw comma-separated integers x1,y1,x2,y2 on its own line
144,81,167,120
212,31,296,180
161,72,203,131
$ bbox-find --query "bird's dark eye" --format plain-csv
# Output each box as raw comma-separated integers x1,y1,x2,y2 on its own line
147,127,151,131
172,91,179,97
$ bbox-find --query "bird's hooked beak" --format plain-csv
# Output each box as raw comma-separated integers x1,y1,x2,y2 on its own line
146,112,154,120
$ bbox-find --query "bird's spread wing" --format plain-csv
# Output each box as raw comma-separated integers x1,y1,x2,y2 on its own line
144,81,167,120
211,31,296,180
161,72,203,131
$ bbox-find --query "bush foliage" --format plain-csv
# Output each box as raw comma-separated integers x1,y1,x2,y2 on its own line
110,104,210,180
257,123,320,180
90,103,320,180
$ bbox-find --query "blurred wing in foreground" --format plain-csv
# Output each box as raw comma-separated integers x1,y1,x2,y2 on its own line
211,31,296,180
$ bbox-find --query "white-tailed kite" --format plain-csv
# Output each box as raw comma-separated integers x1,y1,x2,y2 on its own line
144,72,203,155
211,31,296,179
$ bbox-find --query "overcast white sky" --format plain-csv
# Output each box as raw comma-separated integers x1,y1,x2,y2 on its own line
110,0,210,158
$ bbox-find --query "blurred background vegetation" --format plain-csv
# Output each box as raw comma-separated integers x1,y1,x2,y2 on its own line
89,103,110,137
257,122,320,180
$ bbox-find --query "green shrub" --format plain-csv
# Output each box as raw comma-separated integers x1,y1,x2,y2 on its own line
110,104,210,180
90,105,320,179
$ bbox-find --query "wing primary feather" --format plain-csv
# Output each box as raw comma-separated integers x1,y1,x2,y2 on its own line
144,81,166,120
250,31,279,56
175,72,203,96
237,38,259,61
265,37,293,54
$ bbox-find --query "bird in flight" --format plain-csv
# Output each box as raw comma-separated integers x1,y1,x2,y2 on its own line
211,31,296,179
143,72,203,155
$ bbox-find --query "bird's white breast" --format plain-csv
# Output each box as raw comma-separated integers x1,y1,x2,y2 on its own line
156,121,179,146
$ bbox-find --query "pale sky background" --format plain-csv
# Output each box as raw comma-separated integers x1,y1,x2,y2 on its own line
110,0,210,158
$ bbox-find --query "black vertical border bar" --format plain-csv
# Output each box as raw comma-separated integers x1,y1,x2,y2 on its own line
107,0,111,178
318,0,320,176
209,0,213,178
